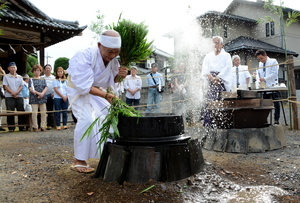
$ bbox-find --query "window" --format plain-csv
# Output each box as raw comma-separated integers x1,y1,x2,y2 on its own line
266,23,270,37
270,21,275,35
223,24,228,38
265,22,274,37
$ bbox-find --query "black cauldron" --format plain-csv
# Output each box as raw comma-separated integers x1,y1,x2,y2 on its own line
116,113,188,144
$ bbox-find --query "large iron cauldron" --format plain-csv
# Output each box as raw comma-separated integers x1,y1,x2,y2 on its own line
95,114,205,183
116,113,188,144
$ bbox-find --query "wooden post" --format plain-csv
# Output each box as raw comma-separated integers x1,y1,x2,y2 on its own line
40,31,45,67
287,55,298,130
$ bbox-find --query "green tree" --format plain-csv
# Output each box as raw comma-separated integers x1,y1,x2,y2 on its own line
26,53,38,77
54,57,69,73
260,0,300,54
0,2,8,35
89,10,106,43
259,0,300,130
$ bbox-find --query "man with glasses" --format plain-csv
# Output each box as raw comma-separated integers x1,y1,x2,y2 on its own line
41,64,55,129
67,30,127,173
201,36,232,128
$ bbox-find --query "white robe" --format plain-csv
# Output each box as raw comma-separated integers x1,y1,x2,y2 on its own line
67,46,119,160
201,49,233,91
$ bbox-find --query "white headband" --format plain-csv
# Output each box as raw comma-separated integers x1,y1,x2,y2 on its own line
99,35,121,48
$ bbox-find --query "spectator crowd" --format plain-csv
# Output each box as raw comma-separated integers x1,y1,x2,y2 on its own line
0,62,69,132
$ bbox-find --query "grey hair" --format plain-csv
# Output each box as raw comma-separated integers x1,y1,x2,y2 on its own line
232,55,240,61
212,36,223,44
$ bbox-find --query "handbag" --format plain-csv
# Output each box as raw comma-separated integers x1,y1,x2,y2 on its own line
150,73,164,93
0,86,5,99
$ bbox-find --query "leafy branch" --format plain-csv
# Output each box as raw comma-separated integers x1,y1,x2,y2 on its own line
106,16,154,67
0,2,9,35
82,98,141,150
286,10,300,26
88,10,106,43
257,0,300,27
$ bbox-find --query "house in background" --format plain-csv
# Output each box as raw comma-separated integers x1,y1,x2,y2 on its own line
122,47,173,112
196,0,300,87
136,47,172,88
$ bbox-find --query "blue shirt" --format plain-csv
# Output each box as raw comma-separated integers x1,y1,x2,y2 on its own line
53,80,68,98
146,72,163,86
21,82,29,97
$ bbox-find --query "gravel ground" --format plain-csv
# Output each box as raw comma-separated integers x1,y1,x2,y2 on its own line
0,119,299,202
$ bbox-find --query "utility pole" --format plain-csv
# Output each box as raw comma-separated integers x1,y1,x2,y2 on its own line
45,52,52,65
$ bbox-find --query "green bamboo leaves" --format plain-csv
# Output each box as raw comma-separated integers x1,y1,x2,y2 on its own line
82,98,142,149
107,18,154,67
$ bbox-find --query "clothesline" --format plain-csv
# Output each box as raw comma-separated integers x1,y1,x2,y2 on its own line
1,58,299,81
1,95,299,115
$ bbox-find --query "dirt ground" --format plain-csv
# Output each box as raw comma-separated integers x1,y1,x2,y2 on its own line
0,124,299,203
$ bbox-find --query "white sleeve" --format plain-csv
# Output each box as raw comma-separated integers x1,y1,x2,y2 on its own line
68,49,95,95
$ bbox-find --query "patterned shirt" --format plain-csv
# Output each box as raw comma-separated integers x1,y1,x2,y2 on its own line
28,78,47,104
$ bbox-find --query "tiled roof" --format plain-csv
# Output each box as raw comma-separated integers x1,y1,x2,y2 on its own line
0,8,86,31
224,36,299,57
197,11,257,24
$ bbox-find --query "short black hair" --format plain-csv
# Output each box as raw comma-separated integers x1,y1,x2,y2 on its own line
151,63,158,68
255,49,267,57
44,64,52,68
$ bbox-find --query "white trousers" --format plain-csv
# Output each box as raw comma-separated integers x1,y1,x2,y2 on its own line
23,98,32,112
70,93,110,161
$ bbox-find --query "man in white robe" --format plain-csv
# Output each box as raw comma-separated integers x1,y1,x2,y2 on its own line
67,30,127,173
201,36,232,128
201,36,232,93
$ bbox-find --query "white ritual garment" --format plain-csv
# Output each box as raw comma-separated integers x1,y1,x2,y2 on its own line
232,65,251,89
201,49,233,91
67,46,119,160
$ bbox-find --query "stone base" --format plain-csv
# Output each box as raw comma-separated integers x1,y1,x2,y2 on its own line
201,126,286,153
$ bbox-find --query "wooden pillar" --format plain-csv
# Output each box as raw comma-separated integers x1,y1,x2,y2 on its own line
287,55,298,130
39,32,45,67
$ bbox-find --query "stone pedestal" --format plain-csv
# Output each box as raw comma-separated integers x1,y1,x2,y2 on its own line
201,126,286,154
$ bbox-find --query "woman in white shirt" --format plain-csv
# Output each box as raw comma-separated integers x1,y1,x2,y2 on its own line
124,66,142,110
53,67,68,130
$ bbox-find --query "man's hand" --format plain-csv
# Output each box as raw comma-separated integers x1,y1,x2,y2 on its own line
118,66,128,79
11,92,17,98
259,78,265,82
105,93,117,103
62,96,68,102
206,74,221,85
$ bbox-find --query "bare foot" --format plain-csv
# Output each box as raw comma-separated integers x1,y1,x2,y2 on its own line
72,159,95,173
